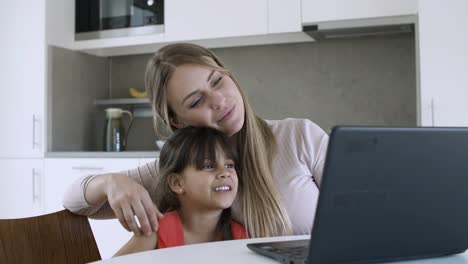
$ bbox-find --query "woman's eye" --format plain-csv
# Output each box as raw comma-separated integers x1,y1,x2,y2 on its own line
190,98,202,108
225,163,234,168
213,76,223,87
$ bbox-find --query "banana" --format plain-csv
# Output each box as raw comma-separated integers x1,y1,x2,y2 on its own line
129,87,147,98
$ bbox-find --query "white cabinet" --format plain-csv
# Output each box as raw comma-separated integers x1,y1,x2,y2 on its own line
302,0,417,25
417,0,468,126
0,0,46,158
44,158,140,259
165,0,268,42
43,158,141,214
0,159,44,218
268,0,302,33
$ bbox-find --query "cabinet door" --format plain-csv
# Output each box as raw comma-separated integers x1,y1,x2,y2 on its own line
44,158,140,259
302,0,417,24
165,0,268,42
0,159,44,218
269,0,301,33
418,1,468,126
0,0,46,158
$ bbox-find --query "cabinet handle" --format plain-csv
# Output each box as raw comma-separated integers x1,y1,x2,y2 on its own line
430,98,435,126
32,114,40,149
32,168,41,204
71,166,104,171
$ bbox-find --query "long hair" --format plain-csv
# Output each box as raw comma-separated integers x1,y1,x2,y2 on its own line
154,127,239,238
145,43,292,237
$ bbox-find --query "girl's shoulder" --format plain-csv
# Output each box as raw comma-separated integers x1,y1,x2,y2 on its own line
157,211,185,248
230,219,249,239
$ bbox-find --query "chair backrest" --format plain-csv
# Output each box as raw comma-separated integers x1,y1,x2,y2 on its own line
0,210,101,264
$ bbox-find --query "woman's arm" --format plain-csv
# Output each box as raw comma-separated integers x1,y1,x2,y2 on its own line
62,161,163,236
300,119,329,188
114,232,158,257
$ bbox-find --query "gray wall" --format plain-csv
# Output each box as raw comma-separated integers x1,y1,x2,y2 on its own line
50,33,415,151
112,33,416,135
48,46,109,151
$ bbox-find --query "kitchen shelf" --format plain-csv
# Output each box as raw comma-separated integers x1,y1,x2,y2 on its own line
94,98,150,106
94,98,152,117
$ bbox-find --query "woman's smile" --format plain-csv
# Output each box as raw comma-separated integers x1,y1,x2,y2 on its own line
218,105,235,124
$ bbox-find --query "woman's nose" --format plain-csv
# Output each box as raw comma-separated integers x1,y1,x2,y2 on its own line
210,91,226,110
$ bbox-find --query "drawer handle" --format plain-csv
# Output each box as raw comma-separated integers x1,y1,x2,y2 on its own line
32,169,41,204
32,114,40,149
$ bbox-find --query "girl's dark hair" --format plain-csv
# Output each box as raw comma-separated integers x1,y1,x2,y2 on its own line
154,127,240,239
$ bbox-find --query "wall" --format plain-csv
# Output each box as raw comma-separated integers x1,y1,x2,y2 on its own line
111,33,416,135
49,33,416,151
48,46,109,151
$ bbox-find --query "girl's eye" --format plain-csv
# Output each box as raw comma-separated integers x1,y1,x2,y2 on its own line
202,163,214,169
225,163,235,169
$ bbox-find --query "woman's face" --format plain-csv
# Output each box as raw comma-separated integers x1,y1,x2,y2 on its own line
166,64,245,136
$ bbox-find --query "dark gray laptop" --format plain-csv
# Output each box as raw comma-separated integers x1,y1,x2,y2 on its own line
248,126,468,264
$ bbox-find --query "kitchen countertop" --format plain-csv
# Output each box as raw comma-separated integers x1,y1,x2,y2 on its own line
45,151,160,158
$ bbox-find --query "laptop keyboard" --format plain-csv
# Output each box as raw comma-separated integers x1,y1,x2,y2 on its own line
265,245,309,263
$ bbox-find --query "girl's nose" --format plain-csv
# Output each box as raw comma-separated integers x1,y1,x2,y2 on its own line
216,169,231,179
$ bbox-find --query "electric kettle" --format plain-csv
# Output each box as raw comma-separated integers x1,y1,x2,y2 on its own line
103,108,133,152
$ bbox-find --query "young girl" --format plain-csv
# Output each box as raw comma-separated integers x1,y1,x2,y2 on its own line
114,127,247,256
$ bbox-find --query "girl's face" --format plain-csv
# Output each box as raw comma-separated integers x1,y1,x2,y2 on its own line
176,150,238,211
166,64,245,137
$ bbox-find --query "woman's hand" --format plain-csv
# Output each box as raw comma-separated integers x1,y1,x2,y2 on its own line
105,174,164,236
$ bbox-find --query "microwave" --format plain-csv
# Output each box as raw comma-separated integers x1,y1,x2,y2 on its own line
75,0,164,41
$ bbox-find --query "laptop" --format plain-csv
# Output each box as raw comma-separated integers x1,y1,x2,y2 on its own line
248,126,468,264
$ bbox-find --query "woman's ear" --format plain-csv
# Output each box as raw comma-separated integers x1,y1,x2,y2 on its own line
170,117,186,129
168,173,185,194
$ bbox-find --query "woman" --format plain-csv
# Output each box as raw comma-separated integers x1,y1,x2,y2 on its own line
63,43,328,238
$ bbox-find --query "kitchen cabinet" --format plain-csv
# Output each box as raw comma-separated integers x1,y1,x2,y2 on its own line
44,158,142,259
46,0,312,57
417,0,468,126
0,159,44,219
268,0,302,33
0,0,46,158
165,0,268,42
302,0,417,25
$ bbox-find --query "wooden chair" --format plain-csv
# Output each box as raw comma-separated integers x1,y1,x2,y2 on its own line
0,210,101,264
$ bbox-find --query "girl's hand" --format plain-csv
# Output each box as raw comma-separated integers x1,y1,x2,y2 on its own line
105,174,163,236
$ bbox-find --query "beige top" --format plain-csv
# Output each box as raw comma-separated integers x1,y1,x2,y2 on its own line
62,118,329,235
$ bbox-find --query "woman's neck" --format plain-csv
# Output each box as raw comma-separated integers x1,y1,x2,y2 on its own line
177,206,223,245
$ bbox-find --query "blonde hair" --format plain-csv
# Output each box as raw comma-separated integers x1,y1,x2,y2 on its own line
145,43,292,237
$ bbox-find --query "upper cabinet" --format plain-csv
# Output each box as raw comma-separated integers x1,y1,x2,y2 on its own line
302,0,418,25
269,0,302,33
0,0,46,158
165,0,268,41
417,0,468,126
47,0,420,57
